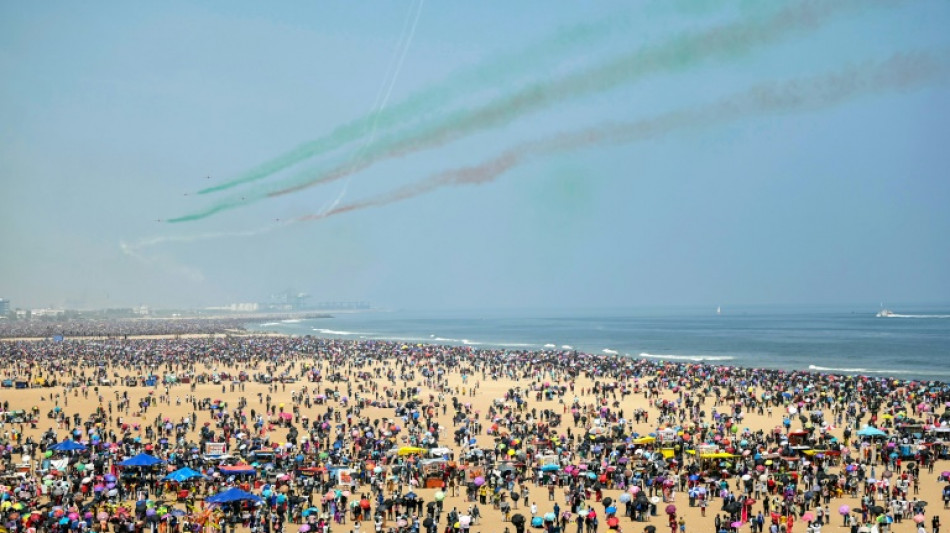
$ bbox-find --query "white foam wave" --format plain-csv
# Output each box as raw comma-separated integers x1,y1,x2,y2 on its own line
886,314,950,319
495,342,536,348
638,352,735,362
461,339,482,346
808,365,916,375
280,319,302,323
543,343,556,348
312,328,358,336
260,322,280,327
602,349,619,355
561,345,574,350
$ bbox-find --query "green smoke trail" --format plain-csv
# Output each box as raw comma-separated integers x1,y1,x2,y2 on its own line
268,0,889,196
196,13,635,197
171,0,897,223
298,52,946,222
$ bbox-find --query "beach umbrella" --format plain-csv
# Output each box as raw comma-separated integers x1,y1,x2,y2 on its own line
618,493,631,504
838,505,850,516
511,513,525,525
544,512,556,522
914,515,926,524
606,506,617,515
665,504,676,515
299,526,310,533
434,491,445,501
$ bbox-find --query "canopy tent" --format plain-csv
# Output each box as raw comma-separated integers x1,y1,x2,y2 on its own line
397,446,425,456
164,467,205,482
685,451,737,458
219,464,257,476
856,426,888,438
118,453,164,467
206,487,263,504
49,440,88,452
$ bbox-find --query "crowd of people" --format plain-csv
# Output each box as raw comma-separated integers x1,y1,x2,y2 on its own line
0,330,947,533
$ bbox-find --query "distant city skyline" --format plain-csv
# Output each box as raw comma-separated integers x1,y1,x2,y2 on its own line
2,2,948,311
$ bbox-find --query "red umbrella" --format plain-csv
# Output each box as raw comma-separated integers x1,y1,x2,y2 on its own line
665,504,676,515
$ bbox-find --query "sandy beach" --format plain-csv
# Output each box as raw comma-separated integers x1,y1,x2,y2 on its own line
0,332,947,533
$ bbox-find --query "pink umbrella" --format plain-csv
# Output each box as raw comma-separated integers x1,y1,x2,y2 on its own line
914,515,926,524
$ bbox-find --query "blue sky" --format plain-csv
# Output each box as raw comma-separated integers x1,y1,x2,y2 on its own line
1,1,948,311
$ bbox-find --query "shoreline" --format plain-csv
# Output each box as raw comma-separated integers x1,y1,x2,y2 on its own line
3,326,949,388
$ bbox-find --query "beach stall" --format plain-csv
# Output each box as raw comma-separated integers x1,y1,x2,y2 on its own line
420,458,447,488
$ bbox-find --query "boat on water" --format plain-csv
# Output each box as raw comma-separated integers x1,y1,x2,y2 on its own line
876,308,894,318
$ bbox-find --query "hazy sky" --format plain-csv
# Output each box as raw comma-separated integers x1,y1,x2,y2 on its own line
2,1,949,311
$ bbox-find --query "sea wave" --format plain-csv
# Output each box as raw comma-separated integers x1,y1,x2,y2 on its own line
602,349,619,355
259,322,280,327
807,365,916,375
886,314,950,319
495,342,537,348
280,319,302,323
562,345,574,350
312,328,358,336
543,343,556,348
638,352,735,362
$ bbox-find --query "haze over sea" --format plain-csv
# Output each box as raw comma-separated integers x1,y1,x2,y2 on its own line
250,305,950,382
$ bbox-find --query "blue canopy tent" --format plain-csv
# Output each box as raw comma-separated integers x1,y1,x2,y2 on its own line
118,453,164,467
164,467,205,482
856,426,888,438
206,487,263,504
50,440,88,452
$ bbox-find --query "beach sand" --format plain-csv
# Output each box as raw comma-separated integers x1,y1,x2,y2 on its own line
1,335,947,533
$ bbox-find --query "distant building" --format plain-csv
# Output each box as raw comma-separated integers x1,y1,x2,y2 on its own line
0,299,9,315
31,308,65,318
205,303,260,313
313,301,371,310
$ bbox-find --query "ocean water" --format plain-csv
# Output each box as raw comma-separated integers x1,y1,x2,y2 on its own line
247,306,950,382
